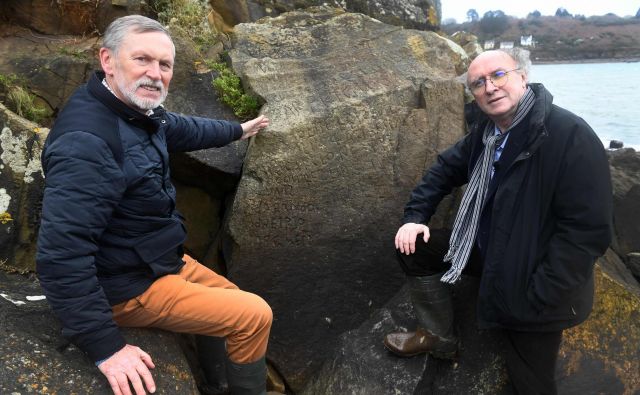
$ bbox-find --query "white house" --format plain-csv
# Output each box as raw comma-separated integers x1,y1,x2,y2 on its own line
520,35,534,46
483,40,495,49
499,41,514,49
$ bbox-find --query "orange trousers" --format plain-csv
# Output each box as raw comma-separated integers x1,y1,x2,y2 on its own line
111,255,272,364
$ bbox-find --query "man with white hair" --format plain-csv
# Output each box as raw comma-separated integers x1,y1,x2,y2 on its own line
37,15,272,395
384,49,612,394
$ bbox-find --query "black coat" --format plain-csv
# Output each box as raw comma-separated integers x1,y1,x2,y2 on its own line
36,71,242,361
402,83,612,331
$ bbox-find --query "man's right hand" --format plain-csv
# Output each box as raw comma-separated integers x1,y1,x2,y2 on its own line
98,344,156,395
395,223,430,255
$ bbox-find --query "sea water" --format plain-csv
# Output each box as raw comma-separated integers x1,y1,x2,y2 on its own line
530,62,640,149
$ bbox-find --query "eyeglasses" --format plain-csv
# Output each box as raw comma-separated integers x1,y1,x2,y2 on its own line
468,68,521,92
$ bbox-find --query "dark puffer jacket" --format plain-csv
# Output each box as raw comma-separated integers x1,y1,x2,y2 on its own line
36,71,242,361
402,83,612,331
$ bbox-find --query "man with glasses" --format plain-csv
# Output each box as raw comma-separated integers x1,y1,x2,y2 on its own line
384,49,612,393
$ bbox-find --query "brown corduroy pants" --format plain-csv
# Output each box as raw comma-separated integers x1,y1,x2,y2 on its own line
111,255,272,364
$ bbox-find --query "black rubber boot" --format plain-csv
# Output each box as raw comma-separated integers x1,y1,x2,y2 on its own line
226,356,267,395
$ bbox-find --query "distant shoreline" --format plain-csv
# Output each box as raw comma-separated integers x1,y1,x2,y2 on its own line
532,57,640,65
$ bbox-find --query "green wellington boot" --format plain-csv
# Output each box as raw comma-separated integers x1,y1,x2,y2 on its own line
384,273,458,359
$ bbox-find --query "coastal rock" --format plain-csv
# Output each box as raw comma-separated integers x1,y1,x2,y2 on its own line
304,257,640,394
450,31,484,60
628,252,640,279
226,7,467,390
609,140,624,149
0,0,151,35
211,0,442,30
0,104,47,273
608,148,640,263
0,271,198,394
0,23,100,126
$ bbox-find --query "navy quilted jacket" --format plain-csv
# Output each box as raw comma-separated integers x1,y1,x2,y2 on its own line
36,71,242,362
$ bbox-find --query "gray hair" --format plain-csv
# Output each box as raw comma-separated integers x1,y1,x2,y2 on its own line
499,47,532,80
103,15,175,57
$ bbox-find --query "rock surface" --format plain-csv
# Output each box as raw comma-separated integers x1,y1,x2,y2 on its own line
0,103,47,273
226,7,467,390
0,270,198,394
304,257,640,394
0,0,151,35
0,24,99,127
450,30,484,60
608,148,640,274
231,0,442,30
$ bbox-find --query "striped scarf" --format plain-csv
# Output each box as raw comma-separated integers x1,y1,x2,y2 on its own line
441,87,536,284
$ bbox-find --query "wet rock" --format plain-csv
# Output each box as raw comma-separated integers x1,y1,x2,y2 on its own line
226,7,467,390
0,270,198,394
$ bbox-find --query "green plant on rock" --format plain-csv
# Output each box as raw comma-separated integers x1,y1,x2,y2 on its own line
153,0,219,55
58,46,90,61
207,61,260,120
0,73,50,124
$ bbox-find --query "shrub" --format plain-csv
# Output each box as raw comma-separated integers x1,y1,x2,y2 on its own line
206,61,260,121
0,73,50,124
153,0,219,54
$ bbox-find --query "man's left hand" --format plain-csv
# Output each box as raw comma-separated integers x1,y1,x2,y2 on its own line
240,115,269,140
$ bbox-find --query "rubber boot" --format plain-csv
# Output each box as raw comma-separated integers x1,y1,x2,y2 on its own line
384,273,458,359
226,356,267,395
195,335,228,394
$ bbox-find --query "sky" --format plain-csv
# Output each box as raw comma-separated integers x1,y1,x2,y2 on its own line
441,0,639,23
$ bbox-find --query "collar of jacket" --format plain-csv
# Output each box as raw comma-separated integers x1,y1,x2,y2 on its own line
464,83,553,154
87,71,166,134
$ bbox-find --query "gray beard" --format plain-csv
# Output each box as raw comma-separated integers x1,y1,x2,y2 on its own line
116,76,167,111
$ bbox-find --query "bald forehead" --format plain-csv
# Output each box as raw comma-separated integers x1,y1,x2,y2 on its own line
467,51,517,81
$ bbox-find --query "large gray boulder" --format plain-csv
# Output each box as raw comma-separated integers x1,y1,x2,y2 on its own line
208,0,442,31
0,271,198,394
304,254,640,394
226,7,467,390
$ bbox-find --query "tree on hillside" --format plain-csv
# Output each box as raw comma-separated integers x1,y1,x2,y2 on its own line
555,7,572,17
467,8,479,22
479,10,509,35
528,10,541,18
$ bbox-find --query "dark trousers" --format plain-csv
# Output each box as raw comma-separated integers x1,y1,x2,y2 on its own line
396,228,483,277
504,329,563,395
395,229,562,394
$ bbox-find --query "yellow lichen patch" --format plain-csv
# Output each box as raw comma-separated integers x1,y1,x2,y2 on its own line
163,363,192,382
0,211,13,224
426,4,439,28
407,35,428,60
562,267,640,393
